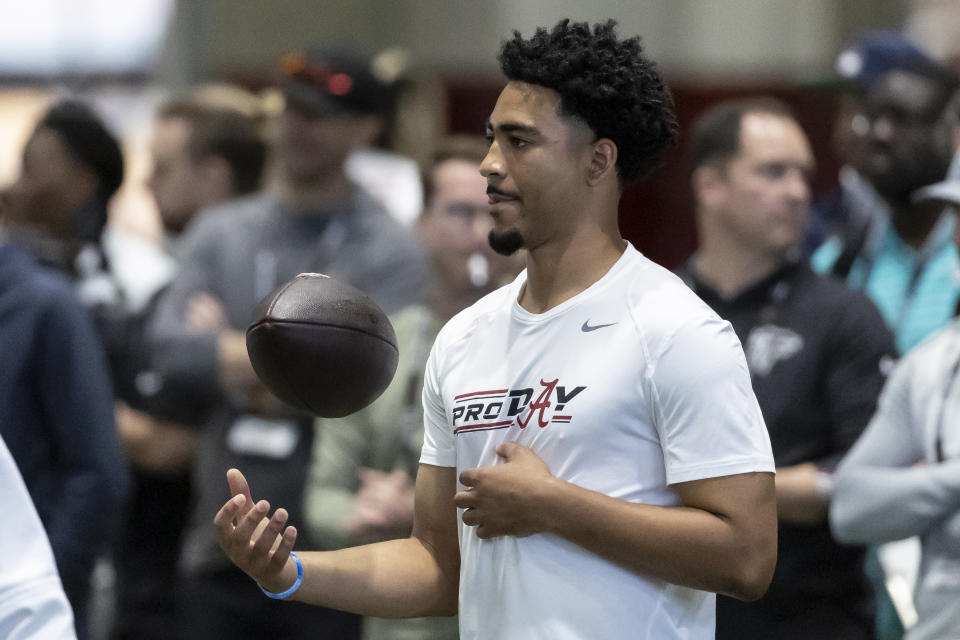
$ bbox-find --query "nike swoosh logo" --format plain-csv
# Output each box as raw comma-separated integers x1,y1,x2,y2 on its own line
581,321,617,332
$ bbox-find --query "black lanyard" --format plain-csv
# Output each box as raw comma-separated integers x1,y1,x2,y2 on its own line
934,352,960,463
848,214,953,337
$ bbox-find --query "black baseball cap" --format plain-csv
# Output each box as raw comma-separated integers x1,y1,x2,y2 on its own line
834,30,933,91
280,48,394,117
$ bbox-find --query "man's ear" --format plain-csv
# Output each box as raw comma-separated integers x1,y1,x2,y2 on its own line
692,164,726,210
586,138,618,186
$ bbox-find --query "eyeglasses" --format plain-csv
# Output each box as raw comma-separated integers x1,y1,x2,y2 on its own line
441,202,490,224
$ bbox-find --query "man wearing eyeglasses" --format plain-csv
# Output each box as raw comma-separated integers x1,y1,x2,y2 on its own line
811,56,960,355
147,48,428,640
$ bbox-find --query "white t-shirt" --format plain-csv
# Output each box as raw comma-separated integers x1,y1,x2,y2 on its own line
420,244,774,640
0,436,76,639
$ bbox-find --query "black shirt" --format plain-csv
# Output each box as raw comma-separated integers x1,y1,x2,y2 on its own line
679,259,896,639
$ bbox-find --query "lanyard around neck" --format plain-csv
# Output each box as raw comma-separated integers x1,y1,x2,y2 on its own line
852,214,953,336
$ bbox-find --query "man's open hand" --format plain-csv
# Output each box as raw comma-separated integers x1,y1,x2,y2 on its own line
213,468,299,593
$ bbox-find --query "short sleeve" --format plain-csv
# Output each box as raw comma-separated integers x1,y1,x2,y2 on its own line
419,339,456,467
647,314,775,485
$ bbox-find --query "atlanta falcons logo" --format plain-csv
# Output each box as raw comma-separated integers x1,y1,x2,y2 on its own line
744,324,804,377
451,378,586,435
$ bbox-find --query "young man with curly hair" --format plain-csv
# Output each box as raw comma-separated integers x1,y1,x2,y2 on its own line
213,20,777,639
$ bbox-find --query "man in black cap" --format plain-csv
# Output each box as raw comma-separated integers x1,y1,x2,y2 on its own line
811,42,959,355
147,48,427,639
806,30,935,255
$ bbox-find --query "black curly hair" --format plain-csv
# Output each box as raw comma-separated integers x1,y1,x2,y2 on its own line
498,19,678,185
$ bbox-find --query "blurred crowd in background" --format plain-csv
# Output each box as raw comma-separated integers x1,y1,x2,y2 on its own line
2,1,960,639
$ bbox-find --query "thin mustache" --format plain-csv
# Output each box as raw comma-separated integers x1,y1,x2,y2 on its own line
487,186,519,198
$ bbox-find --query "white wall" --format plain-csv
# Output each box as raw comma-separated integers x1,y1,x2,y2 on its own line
181,0,876,84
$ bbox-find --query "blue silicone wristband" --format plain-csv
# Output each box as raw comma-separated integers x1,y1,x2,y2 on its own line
259,552,303,599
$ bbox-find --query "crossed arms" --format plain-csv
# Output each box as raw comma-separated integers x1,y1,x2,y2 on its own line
214,442,776,618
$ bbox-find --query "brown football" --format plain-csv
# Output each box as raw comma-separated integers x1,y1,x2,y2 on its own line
245,273,398,417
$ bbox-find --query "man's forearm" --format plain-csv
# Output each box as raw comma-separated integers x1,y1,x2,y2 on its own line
217,465,460,619
116,404,197,474
537,472,777,601
832,460,960,543
280,537,458,617
288,465,461,616
775,462,828,525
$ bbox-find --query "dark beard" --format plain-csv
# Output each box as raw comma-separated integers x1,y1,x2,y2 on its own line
488,229,524,256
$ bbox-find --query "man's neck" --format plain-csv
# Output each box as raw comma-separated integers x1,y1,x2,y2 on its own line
4,222,80,272
519,224,626,314
889,199,943,250
277,171,354,211
693,244,785,300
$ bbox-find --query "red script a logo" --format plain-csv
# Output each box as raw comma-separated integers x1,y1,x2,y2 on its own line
517,378,558,428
